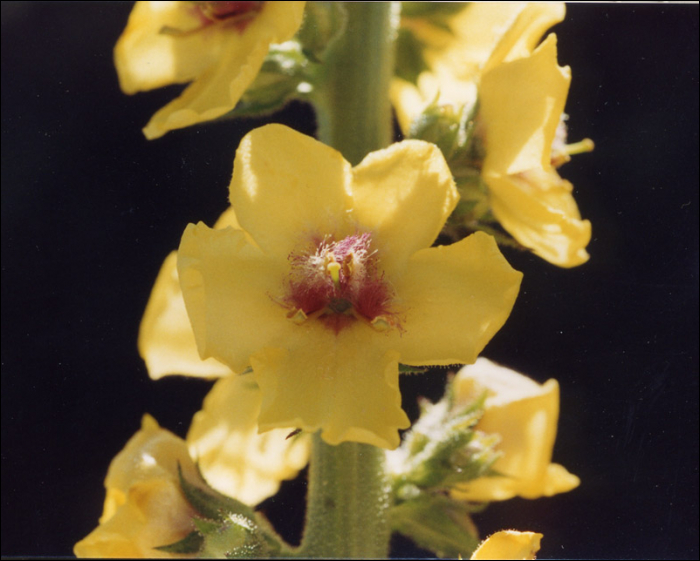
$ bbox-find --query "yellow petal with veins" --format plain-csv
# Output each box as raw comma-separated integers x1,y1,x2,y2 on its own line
351,140,458,274
387,233,522,366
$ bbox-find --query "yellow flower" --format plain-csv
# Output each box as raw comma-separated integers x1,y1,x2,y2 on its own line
450,358,580,502
138,217,310,504
187,373,310,505
480,34,591,267
115,1,306,139
74,415,201,558
392,3,591,268
177,124,523,449
471,530,543,560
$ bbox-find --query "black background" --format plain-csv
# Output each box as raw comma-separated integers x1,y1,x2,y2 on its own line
2,3,698,559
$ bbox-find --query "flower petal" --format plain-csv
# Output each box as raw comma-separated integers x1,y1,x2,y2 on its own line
487,171,591,267
178,222,296,372
351,140,458,273
387,232,522,366
187,375,309,506
74,415,201,558
251,324,410,449
141,3,307,139
481,34,570,176
483,2,566,72
451,358,580,501
228,124,353,259
471,530,543,561
115,1,226,94
138,251,231,380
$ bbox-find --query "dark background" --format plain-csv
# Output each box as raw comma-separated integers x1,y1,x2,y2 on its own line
2,2,698,559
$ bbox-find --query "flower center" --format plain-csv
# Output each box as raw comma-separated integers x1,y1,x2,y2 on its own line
196,1,265,24
283,233,399,334
161,2,265,36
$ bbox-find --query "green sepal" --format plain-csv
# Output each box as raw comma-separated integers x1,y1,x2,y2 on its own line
153,530,204,555
395,27,429,85
389,493,480,558
199,513,272,559
409,98,478,164
297,2,347,63
388,385,500,496
228,43,308,119
178,464,256,522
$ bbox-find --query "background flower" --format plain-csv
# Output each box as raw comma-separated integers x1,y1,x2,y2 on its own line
73,415,202,558
393,3,591,267
115,1,306,139
450,358,579,502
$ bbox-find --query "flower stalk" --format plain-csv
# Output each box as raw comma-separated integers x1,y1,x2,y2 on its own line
298,434,391,557
312,2,398,165
298,2,399,557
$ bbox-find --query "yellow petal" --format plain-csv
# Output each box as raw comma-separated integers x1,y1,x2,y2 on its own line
139,2,306,139
351,140,458,273
74,415,201,558
228,124,353,259
487,171,591,267
451,358,580,502
483,2,566,73
178,222,296,372
187,375,310,505
471,530,543,560
115,1,226,94
481,34,570,177
408,3,527,79
138,251,231,380
251,324,410,449
387,232,522,366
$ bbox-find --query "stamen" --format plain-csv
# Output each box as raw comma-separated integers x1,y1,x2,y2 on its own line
283,233,400,333
564,138,595,156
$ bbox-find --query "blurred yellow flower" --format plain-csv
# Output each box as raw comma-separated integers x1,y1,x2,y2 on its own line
392,3,591,268
450,358,580,501
471,530,543,560
115,1,306,139
74,415,201,558
178,124,522,449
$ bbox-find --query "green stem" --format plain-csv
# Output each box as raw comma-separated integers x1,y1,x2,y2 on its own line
297,434,391,558
296,3,399,558
312,2,398,164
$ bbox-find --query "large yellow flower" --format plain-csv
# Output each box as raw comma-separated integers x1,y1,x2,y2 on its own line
392,3,591,268
115,1,306,139
177,124,523,449
74,415,202,558
450,358,580,501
